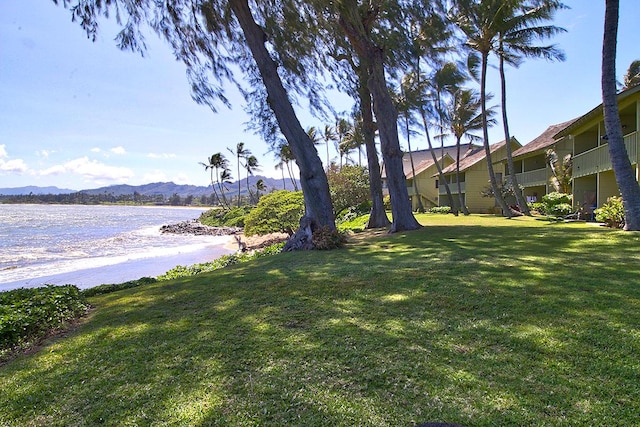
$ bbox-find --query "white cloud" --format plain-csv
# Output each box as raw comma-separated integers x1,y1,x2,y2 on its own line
36,149,52,158
0,158,28,173
90,147,102,153
40,157,134,182
110,146,126,155
0,145,28,173
148,152,176,159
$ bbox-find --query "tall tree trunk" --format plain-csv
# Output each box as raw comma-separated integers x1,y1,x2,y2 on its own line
435,92,456,210
419,106,456,215
499,49,530,215
230,0,335,230
602,0,640,230
357,68,391,228
480,51,512,217
367,47,421,232
338,9,420,233
455,136,470,215
404,113,425,212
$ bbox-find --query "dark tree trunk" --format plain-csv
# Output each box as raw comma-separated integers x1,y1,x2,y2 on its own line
367,47,421,232
338,9,420,233
418,106,457,216
480,51,512,217
357,69,391,228
455,136,470,215
230,0,335,231
499,51,530,215
602,0,640,230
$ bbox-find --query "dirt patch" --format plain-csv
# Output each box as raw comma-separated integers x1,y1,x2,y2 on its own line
225,232,290,252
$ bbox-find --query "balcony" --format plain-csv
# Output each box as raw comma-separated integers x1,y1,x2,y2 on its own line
515,168,548,187
573,131,638,178
439,181,465,195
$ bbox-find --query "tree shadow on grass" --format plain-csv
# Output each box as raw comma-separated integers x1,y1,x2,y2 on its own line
1,223,639,426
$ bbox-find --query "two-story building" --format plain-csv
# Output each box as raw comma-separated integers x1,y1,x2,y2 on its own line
513,84,639,213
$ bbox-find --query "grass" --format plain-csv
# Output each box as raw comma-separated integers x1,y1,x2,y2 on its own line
1,214,639,426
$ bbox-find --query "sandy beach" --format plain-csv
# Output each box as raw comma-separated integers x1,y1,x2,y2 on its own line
0,236,237,292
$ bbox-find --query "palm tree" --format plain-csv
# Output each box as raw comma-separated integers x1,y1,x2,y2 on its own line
229,142,251,207
397,74,425,212
277,142,299,191
496,0,567,215
545,148,572,193
255,179,267,200
335,118,351,169
200,154,222,207
445,88,496,215
622,59,640,89
602,0,640,230
218,167,233,209
322,125,338,168
451,0,513,217
243,154,260,204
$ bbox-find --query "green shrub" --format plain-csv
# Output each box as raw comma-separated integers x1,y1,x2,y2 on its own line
428,206,451,214
244,190,304,236
548,203,573,217
529,201,547,215
540,192,573,217
199,207,251,227
1,285,89,356
595,196,625,228
337,214,370,232
312,226,348,250
157,242,286,280
81,277,158,297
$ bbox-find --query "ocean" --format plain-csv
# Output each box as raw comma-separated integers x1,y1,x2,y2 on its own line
0,204,234,291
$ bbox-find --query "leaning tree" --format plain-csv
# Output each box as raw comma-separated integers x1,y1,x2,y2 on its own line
53,0,336,234
601,0,640,230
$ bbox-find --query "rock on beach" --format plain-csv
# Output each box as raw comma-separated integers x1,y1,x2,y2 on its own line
160,220,242,236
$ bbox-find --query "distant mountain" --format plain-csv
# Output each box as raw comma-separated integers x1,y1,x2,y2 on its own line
0,176,299,198
81,175,298,198
0,186,76,195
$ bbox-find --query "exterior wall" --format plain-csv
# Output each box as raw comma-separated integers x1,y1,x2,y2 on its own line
599,170,620,205
408,158,453,211
573,175,597,208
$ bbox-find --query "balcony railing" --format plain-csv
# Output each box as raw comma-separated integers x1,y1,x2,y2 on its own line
439,181,465,195
515,168,548,187
573,131,638,178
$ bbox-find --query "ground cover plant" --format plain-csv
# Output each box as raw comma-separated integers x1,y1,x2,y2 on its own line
1,215,639,426
0,285,89,362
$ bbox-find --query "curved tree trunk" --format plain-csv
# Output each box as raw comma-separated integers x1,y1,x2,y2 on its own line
455,136,470,215
602,0,640,230
404,115,425,212
230,0,335,231
480,51,512,217
367,47,421,232
357,69,391,228
499,51,530,215
338,8,420,233
418,106,457,215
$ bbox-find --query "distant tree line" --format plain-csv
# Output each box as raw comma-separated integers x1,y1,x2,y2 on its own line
0,191,213,206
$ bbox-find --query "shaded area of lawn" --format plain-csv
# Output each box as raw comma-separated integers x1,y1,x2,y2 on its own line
1,216,639,426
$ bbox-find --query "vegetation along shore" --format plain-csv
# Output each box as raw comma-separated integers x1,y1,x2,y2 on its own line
2,214,639,426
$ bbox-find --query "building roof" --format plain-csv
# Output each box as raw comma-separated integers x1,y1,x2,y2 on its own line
512,119,578,158
381,143,481,178
554,84,640,139
440,139,515,174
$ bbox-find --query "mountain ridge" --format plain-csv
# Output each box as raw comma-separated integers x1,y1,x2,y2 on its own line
0,175,299,197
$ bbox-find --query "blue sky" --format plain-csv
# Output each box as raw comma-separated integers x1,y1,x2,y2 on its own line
0,1,638,191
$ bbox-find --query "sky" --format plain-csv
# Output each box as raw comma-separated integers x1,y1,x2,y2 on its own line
0,1,638,191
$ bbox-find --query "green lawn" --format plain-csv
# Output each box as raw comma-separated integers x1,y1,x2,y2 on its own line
1,215,639,426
